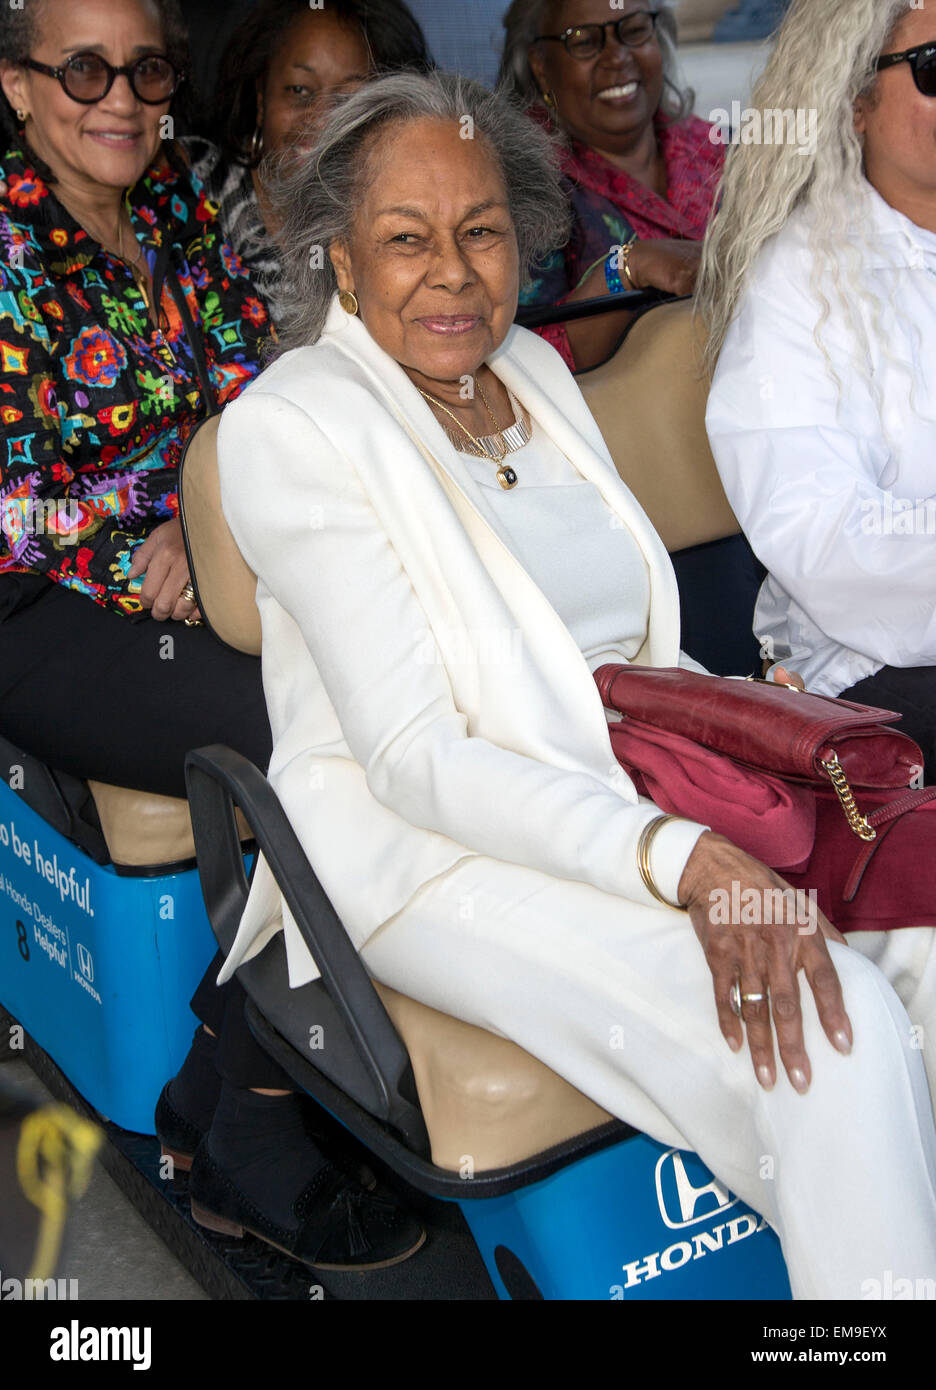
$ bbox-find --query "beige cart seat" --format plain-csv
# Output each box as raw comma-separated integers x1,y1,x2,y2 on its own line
578,299,738,553
88,782,213,869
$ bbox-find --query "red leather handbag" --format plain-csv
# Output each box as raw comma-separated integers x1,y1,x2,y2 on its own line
594,664,936,932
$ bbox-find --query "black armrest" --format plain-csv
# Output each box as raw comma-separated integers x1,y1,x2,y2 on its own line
184,746,428,1152
515,288,670,329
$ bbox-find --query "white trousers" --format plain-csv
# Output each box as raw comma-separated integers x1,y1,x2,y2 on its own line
360,857,936,1301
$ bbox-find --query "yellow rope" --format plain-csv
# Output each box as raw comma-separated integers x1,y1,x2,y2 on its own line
15,1104,102,1280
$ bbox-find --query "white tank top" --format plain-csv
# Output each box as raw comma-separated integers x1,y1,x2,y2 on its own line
459,414,651,672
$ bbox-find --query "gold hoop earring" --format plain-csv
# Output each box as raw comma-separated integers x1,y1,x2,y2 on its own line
338,289,359,316
249,126,263,163
540,89,556,109
15,108,28,123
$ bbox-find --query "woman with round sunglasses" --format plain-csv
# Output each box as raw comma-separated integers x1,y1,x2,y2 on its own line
0,0,424,1270
181,0,431,324
701,0,936,791
500,0,723,370
0,0,271,764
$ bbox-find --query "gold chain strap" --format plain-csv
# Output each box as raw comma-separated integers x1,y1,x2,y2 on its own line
821,752,876,841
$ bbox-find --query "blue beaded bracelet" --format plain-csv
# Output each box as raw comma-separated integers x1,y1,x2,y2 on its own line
605,249,625,295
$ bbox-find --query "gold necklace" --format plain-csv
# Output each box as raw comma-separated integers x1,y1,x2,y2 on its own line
116,217,154,320
117,216,146,276
416,382,521,490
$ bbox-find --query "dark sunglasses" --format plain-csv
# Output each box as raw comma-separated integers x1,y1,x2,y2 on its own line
876,41,936,96
536,11,658,61
23,51,183,105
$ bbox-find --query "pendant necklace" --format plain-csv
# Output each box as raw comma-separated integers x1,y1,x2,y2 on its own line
416,378,529,490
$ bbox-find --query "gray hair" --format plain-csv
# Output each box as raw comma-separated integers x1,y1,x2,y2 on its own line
499,0,693,123
269,69,572,350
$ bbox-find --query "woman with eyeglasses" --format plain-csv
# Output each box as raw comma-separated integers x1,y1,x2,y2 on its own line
181,0,432,325
0,0,424,1271
500,0,723,371
701,0,936,786
0,0,272,771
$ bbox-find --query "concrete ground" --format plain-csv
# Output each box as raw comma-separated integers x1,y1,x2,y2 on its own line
3,1059,207,1301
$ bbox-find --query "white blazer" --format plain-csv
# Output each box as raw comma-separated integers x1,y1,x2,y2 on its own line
706,182,936,697
216,296,706,987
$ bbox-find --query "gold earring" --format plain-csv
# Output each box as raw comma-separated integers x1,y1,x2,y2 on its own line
338,289,359,316
15,108,28,123
540,89,556,109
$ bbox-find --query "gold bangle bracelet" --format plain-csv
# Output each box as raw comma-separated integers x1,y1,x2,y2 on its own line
619,237,638,289
637,814,689,911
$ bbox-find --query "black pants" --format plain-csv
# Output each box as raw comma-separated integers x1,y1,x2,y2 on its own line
0,582,289,1087
839,664,936,784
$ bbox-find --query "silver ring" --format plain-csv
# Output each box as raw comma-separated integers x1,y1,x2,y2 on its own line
742,992,766,1004
729,981,741,1018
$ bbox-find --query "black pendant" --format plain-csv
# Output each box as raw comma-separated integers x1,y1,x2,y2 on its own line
497,465,518,490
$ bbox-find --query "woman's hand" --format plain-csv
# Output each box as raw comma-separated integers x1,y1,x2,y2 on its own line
774,666,806,690
128,518,201,623
626,239,702,297
677,831,853,1092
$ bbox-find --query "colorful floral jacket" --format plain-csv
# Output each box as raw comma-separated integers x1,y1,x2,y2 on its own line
0,145,272,618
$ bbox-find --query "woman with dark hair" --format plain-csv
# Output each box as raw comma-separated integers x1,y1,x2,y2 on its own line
500,0,723,370
0,0,423,1272
183,0,432,318
0,0,269,726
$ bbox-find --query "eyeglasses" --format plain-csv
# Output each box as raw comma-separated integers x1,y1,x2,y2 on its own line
23,52,183,105
535,12,658,61
876,41,936,97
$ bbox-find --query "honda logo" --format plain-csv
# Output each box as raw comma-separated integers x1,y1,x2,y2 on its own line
655,1149,738,1229
76,943,94,983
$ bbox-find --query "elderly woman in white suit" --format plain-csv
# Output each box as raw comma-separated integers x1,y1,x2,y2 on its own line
211,71,936,1298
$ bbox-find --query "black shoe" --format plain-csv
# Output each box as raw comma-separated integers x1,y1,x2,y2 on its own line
189,1144,426,1271
155,1026,222,1173
155,1080,205,1174
156,1033,377,1190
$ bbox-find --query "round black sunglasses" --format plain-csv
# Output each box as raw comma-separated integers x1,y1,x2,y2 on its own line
23,52,184,105
876,41,936,96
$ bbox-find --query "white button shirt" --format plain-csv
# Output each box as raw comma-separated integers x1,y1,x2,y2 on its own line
705,182,936,696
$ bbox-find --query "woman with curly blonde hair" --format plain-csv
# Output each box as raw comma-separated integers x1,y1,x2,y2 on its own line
701,0,936,781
